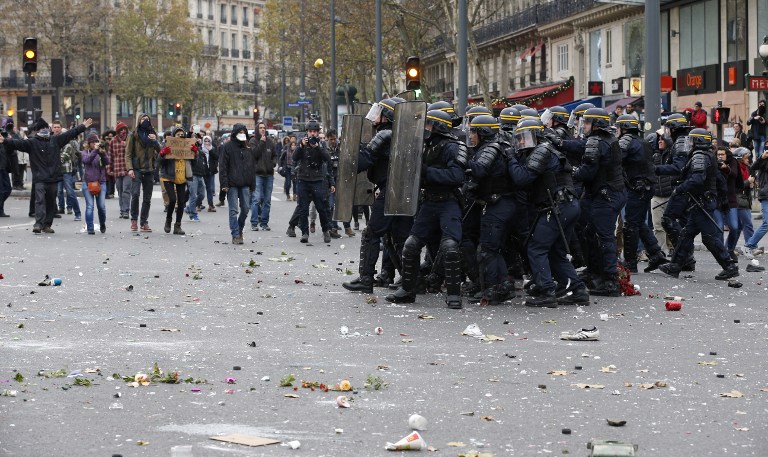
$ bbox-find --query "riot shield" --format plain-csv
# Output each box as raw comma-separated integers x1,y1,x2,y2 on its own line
384,100,428,216
396,90,417,101
333,114,363,222
353,116,376,207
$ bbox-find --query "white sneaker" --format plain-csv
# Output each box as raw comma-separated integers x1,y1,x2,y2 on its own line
740,246,754,260
560,326,600,341
753,247,765,256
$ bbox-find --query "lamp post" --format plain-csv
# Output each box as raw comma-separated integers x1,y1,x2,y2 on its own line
759,36,768,102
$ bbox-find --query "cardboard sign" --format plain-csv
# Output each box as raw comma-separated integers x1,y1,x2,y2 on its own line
209,434,281,447
165,137,196,160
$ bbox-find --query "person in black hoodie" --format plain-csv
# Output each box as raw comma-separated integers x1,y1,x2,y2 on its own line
248,122,277,231
219,124,255,244
0,118,93,233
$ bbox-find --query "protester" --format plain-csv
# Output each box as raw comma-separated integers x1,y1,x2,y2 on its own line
201,135,218,211
249,122,277,231
81,132,109,234
219,124,255,244
125,114,160,232
107,122,131,219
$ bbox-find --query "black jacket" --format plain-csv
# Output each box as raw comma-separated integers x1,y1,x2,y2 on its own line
219,125,256,190
3,125,86,183
747,107,767,140
203,147,219,175
249,135,277,176
752,154,768,201
293,140,332,182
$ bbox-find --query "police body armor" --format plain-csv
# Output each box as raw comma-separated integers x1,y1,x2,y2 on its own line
524,142,575,207
684,149,718,197
553,124,572,141
583,133,625,195
422,136,459,201
619,133,655,190
653,149,675,197
475,142,513,199
365,128,392,186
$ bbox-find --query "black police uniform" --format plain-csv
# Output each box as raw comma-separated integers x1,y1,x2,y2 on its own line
508,141,588,307
342,125,412,293
619,132,668,272
659,148,739,279
385,134,466,308
655,134,695,268
468,137,517,304
573,131,627,295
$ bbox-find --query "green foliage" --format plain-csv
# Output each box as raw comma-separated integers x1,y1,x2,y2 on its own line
279,374,296,387
73,378,92,387
13,373,24,383
364,375,387,390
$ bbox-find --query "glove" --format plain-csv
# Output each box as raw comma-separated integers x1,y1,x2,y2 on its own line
544,131,562,147
571,166,579,176
190,145,198,153
159,146,171,156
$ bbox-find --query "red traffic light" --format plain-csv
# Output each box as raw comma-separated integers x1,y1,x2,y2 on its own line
711,107,730,125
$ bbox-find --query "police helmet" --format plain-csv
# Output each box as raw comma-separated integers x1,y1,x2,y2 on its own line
425,109,453,136
378,97,404,123
582,107,612,132
428,100,454,115
568,102,596,129
688,128,712,150
520,108,539,119
664,113,690,132
511,104,529,112
548,106,570,125
469,114,499,140
513,118,545,151
305,119,321,131
498,107,521,130
615,114,641,132
465,105,492,120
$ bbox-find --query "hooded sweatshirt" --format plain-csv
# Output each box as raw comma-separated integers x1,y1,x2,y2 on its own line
219,124,256,189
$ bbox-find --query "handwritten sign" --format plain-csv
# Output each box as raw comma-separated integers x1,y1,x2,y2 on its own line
165,137,196,160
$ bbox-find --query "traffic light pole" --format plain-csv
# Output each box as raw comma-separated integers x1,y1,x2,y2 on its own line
26,74,33,128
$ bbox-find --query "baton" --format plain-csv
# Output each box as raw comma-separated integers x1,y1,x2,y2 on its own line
547,189,571,256
652,199,669,210
686,192,724,234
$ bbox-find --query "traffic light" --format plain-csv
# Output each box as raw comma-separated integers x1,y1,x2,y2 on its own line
75,107,81,120
168,104,174,117
23,38,37,74
405,56,420,91
712,107,730,125
253,106,260,122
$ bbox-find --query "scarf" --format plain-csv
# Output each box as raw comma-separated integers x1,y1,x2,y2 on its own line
740,162,750,181
137,119,153,147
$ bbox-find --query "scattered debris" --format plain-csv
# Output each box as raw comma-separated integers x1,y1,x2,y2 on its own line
560,326,600,341
606,419,627,427
385,431,427,451
720,390,744,398
279,374,295,387
547,370,568,376
408,414,428,431
209,434,280,447
572,383,605,389
337,395,351,408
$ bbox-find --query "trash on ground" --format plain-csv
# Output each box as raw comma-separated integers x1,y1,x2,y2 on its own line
665,300,682,311
560,326,599,341
720,390,744,398
408,414,428,430
461,323,484,338
209,434,280,447
606,418,627,427
337,395,351,408
385,431,427,451
282,440,301,449
587,440,638,456
572,383,605,389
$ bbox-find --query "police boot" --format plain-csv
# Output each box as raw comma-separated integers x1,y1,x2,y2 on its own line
589,274,620,297
557,287,591,306
714,262,739,280
659,262,682,278
622,227,640,273
525,290,558,308
681,256,696,271
644,251,669,273
462,281,481,297
443,243,463,309
342,275,374,293
384,287,415,304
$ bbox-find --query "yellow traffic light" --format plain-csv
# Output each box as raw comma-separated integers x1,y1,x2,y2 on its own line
407,68,419,78
25,50,35,59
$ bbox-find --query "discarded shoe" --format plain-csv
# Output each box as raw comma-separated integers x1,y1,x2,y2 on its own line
746,263,765,273
560,326,600,341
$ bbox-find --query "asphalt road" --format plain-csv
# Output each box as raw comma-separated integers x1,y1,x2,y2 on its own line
1,182,767,457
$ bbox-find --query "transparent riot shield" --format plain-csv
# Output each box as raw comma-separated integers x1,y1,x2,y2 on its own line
333,114,364,223
384,100,428,216
353,116,376,207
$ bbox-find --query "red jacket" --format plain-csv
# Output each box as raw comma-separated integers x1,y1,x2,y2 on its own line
691,109,707,129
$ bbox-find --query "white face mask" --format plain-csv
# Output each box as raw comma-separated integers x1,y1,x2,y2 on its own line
236,133,246,141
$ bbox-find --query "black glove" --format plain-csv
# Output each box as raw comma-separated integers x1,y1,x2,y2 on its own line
544,131,562,147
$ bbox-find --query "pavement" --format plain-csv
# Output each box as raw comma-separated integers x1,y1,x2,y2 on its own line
1,181,767,457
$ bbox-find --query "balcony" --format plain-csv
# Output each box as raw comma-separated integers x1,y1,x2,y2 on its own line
231,49,240,58
231,19,237,26
242,50,251,59
221,48,229,57
220,17,226,24
202,45,219,56
475,8,538,45
537,0,596,26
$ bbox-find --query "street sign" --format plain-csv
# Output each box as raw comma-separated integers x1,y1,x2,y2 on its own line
297,99,312,105
299,91,306,100
282,116,293,127
747,76,768,91
287,102,300,108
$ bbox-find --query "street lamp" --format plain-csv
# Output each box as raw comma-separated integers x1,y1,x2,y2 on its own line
759,36,768,105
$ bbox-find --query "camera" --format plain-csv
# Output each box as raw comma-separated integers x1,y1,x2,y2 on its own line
308,136,319,146
717,159,724,165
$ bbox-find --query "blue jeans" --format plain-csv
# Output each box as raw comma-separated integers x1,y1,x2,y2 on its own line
186,176,205,216
251,175,274,226
57,172,81,216
82,181,106,231
746,200,768,249
737,208,754,246
205,174,216,205
227,186,251,237
753,136,766,162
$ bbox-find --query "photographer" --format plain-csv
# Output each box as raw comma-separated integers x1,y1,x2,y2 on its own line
748,100,767,161
81,133,109,234
292,120,334,243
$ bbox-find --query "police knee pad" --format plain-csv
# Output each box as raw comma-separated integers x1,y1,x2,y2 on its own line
440,237,460,253
403,235,424,257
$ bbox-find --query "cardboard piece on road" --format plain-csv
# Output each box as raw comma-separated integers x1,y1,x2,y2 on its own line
209,434,281,447
165,137,196,160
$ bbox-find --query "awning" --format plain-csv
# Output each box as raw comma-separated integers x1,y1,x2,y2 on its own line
507,83,562,102
605,97,643,114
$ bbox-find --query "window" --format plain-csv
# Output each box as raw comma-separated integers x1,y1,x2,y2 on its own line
557,44,569,72
231,5,237,25
242,35,248,52
220,32,226,49
679,0,718,69
208,30,213,46
231,33,237,50
232,65,238,84
661,11,669,74
243,6,249,25
605,29,612,65
760,0,768,47
221,65,226,82
196,0,202,17
207,0,213,19
220,4,226,23
726,0,747,62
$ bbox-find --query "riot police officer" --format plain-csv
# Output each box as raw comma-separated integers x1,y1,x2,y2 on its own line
342,97,410,294
507,118,590,307
655,113,695,270
498,107,522,144
467,114,516,305
543,105,572,141
615,114,669,273
385,110,467,308
659,129,739,280
573,108,627,296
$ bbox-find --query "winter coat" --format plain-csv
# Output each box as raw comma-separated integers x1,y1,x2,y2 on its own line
751,154,768,201
82,148,109,182
2,124,86,183
219,124,256,189
249,135,277,176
